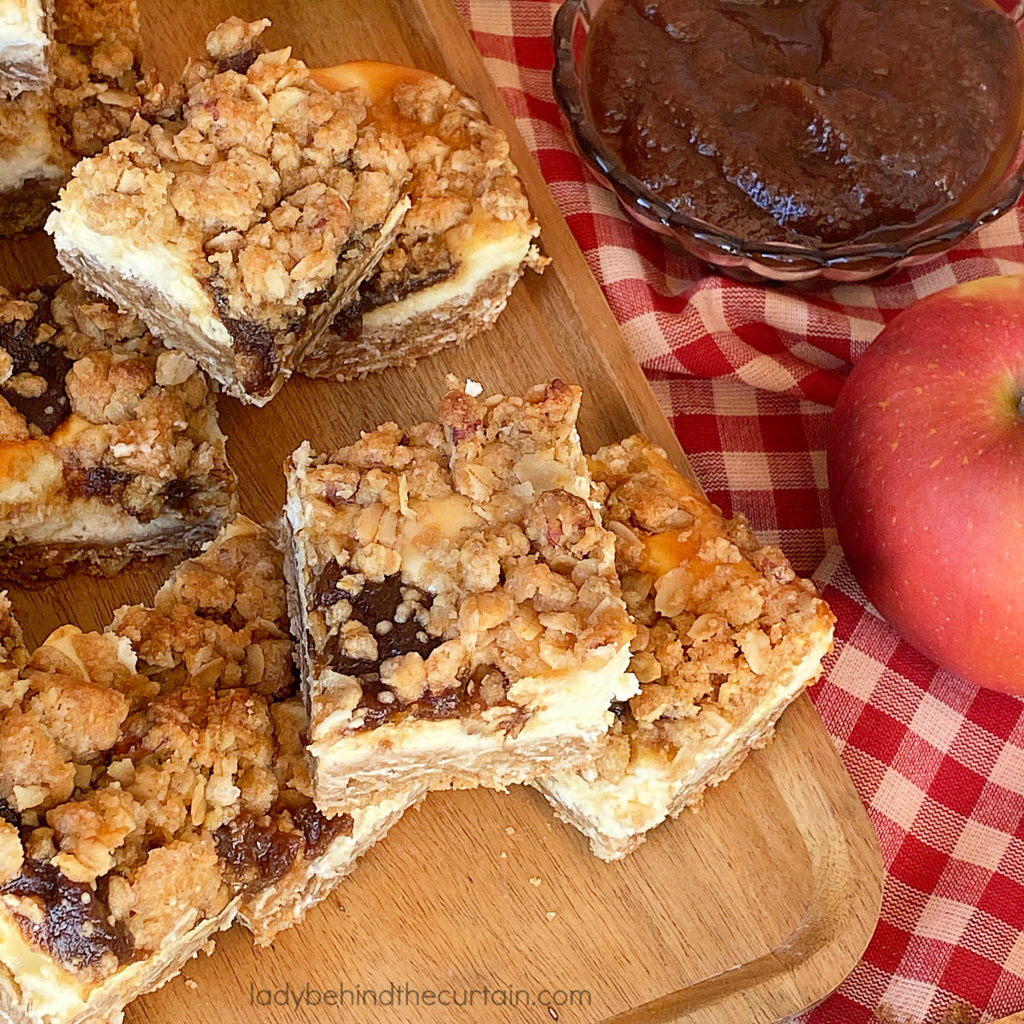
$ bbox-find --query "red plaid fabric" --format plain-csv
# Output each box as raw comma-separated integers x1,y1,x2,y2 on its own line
454,2,1024,1021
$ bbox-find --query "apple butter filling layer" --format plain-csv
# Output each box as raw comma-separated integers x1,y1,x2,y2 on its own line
300,62,546,381
536,436,836,860
0,517,421,1024
0,279,236,583
46,17,412,405
285,378,638,811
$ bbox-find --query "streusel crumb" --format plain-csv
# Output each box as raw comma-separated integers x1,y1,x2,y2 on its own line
297,379,628,725
52,0,146,161
349,70,542,311
289,381,638,808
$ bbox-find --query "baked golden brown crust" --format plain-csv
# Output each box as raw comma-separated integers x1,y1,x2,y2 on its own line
299,62,545,382
47,19,411,404
286,379,637,809
51,0,145,160
537,436,836,859
0,279,236,583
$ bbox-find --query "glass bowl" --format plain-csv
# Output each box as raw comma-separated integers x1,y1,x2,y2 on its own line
551,0,1024,284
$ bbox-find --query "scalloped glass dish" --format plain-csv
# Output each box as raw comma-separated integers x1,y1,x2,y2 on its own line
552,0,1024,283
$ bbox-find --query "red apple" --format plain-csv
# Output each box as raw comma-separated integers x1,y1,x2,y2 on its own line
828,275,1024,695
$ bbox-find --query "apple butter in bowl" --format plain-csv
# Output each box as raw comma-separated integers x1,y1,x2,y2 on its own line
552,0,1024,281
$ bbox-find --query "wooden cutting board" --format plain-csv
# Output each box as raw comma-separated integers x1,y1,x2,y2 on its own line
0,1,884,1021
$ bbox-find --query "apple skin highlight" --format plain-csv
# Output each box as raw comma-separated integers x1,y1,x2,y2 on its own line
827,275,1024,695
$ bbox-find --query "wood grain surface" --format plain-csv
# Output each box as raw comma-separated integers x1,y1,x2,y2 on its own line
0,2,884,1021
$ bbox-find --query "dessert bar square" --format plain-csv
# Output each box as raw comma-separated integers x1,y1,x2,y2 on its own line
47,17,411,405
0,618,240,1024
299,62,545,382
0,0,145,238
0,279,236,582
285,379,638,811
536,436,835,860
0,517,421,1024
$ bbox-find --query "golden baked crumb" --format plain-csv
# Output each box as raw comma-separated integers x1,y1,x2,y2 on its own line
591,435,834,777
300,62,546,381
537,435,835,860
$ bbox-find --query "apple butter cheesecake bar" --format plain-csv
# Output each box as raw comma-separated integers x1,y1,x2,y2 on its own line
285,379,638,811
536,436,836,860
0,0,145,238
300,62,545,381
0,279,236,583
0,0,50,99
47,17,411,405
0,517,421,1024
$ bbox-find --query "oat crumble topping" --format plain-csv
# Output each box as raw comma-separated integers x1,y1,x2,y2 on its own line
292,380,633,733
337,68,542,313
51,0,146,162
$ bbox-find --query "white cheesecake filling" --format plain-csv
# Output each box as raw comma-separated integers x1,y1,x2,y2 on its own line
0,506,202,546
45,205,232,357
362,217,534,328
0,897,238,1024
309,787,421,877
0,914,87,1024
310,645,637,768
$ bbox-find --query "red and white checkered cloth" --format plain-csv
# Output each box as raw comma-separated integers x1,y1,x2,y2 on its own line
454,2,1024,1020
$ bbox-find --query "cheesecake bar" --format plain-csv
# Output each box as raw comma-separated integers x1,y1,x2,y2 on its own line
299,62,545,381
536,436,836,860
107,516,424,947
47,17,411,405
0,0,144,238
0,517,421,1024
0,621,239,1024
49,0,145,162
0,279,236,582
0,0,50,98
285,379,638,810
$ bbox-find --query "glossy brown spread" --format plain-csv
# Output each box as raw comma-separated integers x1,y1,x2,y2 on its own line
584,0,1024,246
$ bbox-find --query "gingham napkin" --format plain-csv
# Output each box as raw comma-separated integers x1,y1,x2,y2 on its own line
454,2,1024,1020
